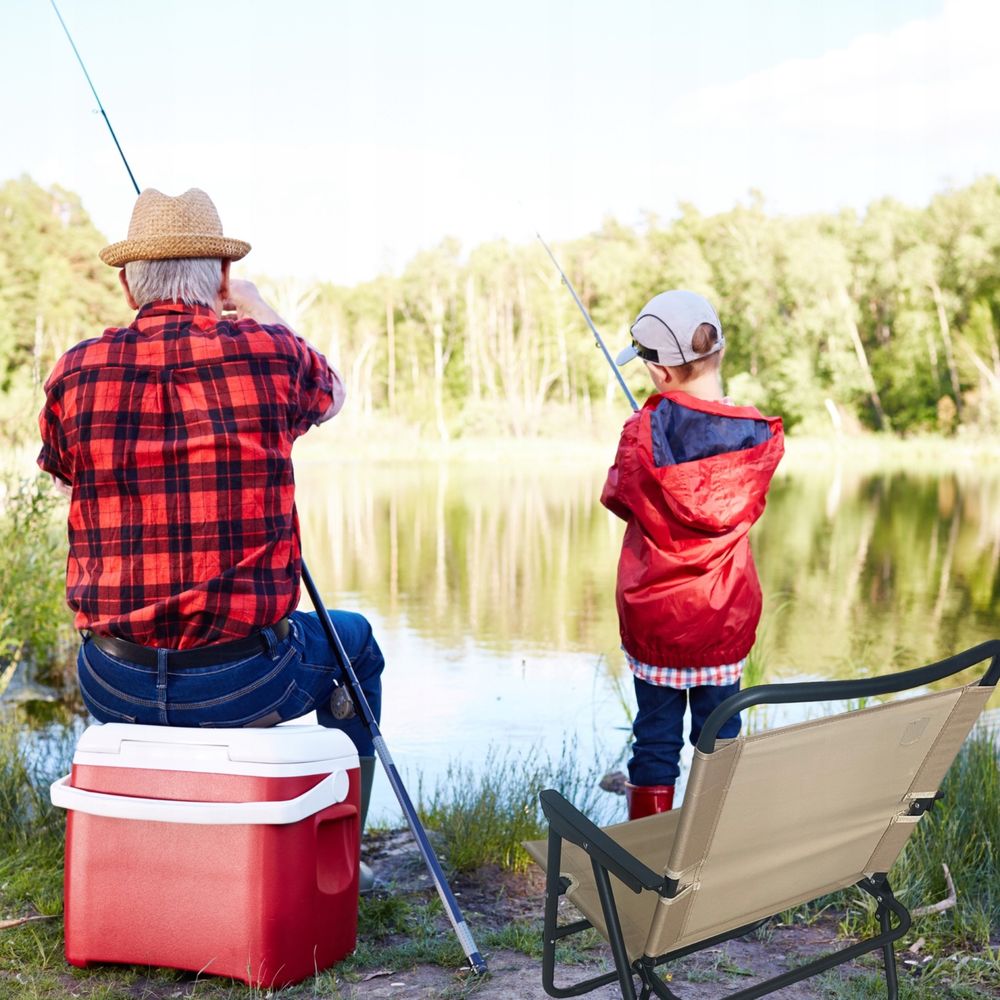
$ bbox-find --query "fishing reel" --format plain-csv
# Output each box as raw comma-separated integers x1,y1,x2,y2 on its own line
329,682,357,720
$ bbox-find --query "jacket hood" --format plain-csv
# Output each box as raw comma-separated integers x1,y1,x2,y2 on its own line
638,392,784,533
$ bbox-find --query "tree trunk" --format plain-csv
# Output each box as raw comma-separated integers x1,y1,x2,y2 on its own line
430,284,449,442
986,303,1000,378
349,334,375,422
925,323,940,385
465,274,481,403
929,279,963,417
555,298,570,404
839,289,888,430
385,292,396,415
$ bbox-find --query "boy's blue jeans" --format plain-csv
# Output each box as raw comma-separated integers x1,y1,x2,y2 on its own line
77,610,384,757
628,676,742,787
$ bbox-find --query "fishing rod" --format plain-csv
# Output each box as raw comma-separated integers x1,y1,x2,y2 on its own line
537,233,639,411
300,566,487,974
49,0,488,976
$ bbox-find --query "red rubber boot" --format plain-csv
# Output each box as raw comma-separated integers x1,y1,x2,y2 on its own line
624,783,675,819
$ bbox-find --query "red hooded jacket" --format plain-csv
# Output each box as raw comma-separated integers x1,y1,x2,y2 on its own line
601,391,784,669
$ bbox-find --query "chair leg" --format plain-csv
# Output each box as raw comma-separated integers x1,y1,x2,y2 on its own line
541,832,626,998
879,901,900,1000
592,859,639,1000
637,958,682,999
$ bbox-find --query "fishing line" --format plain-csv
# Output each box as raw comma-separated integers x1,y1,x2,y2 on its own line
50,0,140,196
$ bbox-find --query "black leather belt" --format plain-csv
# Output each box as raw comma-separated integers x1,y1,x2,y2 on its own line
88,618,291,668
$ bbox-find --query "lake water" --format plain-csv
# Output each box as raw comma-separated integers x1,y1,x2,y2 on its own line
8,449,998,825
288,453,1000,823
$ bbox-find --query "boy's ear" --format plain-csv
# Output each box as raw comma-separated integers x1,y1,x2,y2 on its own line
644,361,673,394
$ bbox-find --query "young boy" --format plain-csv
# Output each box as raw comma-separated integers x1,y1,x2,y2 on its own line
601,290,784,819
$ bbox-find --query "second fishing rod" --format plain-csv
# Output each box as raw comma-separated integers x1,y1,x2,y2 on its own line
536,233,639,412
50,0,486,975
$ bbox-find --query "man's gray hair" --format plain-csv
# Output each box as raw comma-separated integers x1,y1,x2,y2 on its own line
124,258,223,308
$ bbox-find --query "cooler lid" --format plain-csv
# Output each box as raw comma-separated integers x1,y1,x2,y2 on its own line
72,723,360,777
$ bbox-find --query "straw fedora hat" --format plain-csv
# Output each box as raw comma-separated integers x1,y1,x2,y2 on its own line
99,188,251,267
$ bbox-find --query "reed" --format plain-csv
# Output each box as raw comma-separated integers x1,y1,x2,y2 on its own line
0,721,72,848
416,739,617,873
0,476,75,695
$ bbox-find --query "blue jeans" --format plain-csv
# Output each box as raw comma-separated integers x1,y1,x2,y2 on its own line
77,610,384,756
628,677,742,786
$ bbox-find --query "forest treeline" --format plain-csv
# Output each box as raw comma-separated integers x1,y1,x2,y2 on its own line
2,174,1000,443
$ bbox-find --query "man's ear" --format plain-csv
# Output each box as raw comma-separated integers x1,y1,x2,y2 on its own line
118,267,139,310
219,260,231,303
650,363,673,384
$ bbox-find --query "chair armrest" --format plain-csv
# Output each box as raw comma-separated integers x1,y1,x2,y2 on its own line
539,788,666,894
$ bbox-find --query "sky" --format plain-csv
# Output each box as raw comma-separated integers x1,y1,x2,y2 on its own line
3,0,999,285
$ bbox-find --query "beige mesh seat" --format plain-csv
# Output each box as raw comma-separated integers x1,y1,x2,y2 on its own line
525,642,999,1000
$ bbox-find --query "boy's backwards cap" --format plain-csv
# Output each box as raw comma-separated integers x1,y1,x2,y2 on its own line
616,290,724,367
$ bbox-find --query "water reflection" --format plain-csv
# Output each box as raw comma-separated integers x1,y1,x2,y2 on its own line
296,461,1000,680
297,462,623,663
760,469,1000,674
11,459,997,824
292,459,998,820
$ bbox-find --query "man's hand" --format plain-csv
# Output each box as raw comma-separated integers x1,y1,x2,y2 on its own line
224,280,288,327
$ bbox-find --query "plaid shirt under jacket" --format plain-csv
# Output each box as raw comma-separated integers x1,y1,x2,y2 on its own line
625,651,745,690
38,301,340,649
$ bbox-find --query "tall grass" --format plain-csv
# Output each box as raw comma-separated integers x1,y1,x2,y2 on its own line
0,718,74,926
416,739,617,873
0,722,72,848
0,476,74,693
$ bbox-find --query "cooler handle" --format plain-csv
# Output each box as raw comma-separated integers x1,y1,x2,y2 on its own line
49,770,350,826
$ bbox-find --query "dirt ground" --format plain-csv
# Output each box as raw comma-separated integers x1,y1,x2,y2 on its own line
334,935,840,999
5,829,996,999
334,832,979,1000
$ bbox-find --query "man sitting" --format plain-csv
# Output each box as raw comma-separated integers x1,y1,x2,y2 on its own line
38,187,383,888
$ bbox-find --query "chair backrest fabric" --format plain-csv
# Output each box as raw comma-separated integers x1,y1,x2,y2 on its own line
643,682,993,956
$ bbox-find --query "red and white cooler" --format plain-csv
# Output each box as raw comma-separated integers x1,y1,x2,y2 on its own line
50,722,360,987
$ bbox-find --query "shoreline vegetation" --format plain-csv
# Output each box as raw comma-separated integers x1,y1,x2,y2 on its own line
4,430,1000,479
0,712,997,999
3,174,1000,454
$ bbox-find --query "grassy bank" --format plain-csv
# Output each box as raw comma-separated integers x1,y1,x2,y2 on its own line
415,740,616,873
1,716,997,999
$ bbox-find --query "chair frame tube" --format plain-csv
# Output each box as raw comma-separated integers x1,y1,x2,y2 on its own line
698,640,1000,754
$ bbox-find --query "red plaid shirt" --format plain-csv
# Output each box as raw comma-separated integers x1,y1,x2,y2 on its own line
38,301,340,649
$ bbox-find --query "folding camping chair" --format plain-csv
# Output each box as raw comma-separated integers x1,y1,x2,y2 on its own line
525,641,999,1000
